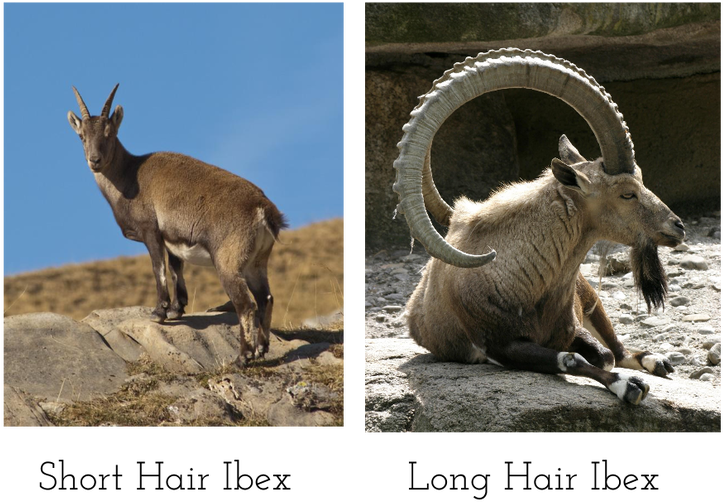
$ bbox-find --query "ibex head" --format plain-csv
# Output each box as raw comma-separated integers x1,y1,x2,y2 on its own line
551,134,684,310
67,84,123,173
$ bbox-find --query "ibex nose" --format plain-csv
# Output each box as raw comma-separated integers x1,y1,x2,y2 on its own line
88,156,102,169
668,217,686,243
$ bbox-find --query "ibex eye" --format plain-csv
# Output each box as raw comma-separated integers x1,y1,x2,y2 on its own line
621,193,636,200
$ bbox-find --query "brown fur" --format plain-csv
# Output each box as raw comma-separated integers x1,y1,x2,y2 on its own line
68,85,287,365
408,137,684,402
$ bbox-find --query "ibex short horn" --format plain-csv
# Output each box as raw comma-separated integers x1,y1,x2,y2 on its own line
398,49,685,404
68,84,288,367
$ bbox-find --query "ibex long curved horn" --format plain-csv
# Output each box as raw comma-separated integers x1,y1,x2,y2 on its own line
393,48,637,268
101,83,120,118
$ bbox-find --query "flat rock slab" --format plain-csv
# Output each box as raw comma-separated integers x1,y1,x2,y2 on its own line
366,337,721,432
82,308,310,373
4,313,128,403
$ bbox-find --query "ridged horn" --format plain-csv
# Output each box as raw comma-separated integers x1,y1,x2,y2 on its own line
72,86,91,120
393,48,636,268
101,83,120,118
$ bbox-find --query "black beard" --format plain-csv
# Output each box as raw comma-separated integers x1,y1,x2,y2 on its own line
630,238,668,313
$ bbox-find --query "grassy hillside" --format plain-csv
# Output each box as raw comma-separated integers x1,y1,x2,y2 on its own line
4,218,343,328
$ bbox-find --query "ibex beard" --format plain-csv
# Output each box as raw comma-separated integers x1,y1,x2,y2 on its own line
630,236,669,314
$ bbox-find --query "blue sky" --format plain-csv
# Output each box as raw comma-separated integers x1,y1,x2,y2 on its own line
3,3,343,274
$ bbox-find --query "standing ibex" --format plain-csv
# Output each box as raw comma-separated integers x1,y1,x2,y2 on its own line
394,49,684,404
68,84,287,366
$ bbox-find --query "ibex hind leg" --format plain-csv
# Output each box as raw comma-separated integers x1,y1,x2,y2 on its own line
215,243,265,367
490,338,649,404
206,296,271,359
218,274,260,367
245,249,274,358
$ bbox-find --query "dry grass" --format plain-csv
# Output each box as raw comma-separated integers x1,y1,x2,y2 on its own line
49,332,344,427
4,218,343,328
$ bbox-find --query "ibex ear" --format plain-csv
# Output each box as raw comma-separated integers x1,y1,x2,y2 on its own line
111,105,124,129
558,134,586,164
67,111,82,134
551,158,591,195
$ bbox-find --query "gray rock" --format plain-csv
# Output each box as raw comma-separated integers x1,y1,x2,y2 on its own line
3,385,54,426
641,317,668,328
287,382,339,411
690,367,715,380
4,313,128,402
669,296,690,307
618,314,635,325
102,328,144,362
682,313,712,323
315,351,343,367
680,256,709,270
709,343,721,366
166,386,238,425
663,352,685,365
366,337,720,432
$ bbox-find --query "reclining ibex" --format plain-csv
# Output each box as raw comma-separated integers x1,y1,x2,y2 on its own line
394,49,684,404
68,84,287,366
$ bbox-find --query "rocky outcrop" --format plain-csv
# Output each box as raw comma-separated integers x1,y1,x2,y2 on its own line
366,337,720,432
4,313,129,402
4,308,342,426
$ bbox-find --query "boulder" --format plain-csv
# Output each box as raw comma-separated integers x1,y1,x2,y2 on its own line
82,308,311,373
4,313,128,402
366,337,721,432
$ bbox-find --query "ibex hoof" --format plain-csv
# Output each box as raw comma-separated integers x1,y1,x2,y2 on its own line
233,352,254,368
167,308,184,320
150,311,167,323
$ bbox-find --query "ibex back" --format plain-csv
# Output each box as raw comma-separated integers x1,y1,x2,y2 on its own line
68,84,287,366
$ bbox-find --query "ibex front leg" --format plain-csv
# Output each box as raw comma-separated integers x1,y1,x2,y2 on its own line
167,252,188,320
489,332,650,405
143,233,171,323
